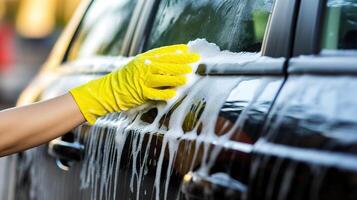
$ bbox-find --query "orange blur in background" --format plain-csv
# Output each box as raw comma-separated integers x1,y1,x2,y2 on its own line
0,0,80,108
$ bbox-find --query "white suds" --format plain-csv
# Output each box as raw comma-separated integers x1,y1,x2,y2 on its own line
80,38,266,200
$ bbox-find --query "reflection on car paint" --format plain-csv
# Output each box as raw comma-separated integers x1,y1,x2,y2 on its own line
250,75,357,199
80,76,276,200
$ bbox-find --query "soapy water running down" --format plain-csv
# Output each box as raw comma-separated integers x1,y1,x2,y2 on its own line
15,38,280,200
79,38,269,200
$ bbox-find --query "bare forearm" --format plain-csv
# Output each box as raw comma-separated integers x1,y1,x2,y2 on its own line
0,93,85,156
0,44,199,156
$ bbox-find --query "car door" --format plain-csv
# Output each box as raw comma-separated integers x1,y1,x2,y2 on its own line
14,0,142,199
75,0,298,199
249,0,357,199
0,156,16,200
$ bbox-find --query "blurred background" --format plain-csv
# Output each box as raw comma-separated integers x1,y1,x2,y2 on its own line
0,0,81,109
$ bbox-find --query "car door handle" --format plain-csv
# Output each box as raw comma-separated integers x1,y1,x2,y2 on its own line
48,135,84,170
182,172,247,200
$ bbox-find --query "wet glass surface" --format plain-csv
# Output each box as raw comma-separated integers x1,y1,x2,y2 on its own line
144,0,275,52
66,0,137,61
321,0,357,51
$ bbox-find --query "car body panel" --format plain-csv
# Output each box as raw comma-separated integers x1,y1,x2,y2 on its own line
250,75,357,200
10,0,313,199
80,72,285,200
249,1,357,199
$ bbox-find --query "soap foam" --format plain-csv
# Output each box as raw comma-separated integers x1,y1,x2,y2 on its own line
80,38,263,200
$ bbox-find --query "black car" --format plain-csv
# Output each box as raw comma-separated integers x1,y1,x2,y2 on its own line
3,0,357,199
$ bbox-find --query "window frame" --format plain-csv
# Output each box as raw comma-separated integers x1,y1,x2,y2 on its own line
61,0,94,63
61,0,145,63
263,0,301,58
128,0,159,56
292,0,327,57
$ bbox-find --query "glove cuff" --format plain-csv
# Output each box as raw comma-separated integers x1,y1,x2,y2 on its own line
69,87,97,125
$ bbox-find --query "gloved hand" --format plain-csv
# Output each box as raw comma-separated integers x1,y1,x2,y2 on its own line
69,44,200,124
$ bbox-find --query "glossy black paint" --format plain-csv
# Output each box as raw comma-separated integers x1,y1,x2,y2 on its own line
87,76,285,199
250,75,357,200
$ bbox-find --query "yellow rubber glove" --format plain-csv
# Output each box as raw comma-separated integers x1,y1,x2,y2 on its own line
69,44,200,124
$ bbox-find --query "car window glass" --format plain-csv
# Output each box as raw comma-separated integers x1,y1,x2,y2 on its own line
144,0,275,52
321,0,357,51
67,0,137,61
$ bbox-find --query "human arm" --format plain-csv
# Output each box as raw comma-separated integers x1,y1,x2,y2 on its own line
0,93,84,156
0,44,200,156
